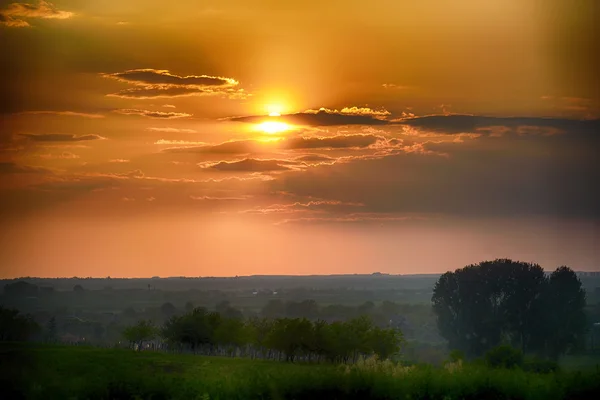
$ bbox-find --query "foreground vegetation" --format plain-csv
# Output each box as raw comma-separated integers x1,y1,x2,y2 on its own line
2,343,599,400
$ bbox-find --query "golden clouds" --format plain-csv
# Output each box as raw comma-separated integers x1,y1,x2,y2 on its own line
0,1,73,28
102,69,248,99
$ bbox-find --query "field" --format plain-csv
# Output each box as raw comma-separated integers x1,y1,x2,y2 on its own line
2,343,600,400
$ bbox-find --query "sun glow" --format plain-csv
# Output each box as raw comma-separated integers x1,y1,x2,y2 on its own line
266,104,284,117
256,121,290,134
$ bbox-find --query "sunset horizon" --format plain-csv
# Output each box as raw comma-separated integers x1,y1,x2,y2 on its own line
1,1,598,279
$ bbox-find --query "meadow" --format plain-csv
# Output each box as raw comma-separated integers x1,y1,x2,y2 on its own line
2,343,600,400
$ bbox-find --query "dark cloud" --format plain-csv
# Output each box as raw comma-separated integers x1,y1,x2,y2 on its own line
103,69,236,87
230,109,390,126
114,109,192,119
17,111,104,119
101,69,247,99
19,133,105,142
294,154,337,162
0,162,52,174
163,134,388,155
271,124,600,220
395,114,600,135
205,158,292,172
164,140,263,154
109,86,234,99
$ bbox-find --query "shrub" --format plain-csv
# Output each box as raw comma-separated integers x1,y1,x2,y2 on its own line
522,356,560,374
484,344,524,369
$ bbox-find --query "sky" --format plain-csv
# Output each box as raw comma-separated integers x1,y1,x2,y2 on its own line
0,0,598,278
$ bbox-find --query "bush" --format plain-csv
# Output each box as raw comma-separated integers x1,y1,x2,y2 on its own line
484,344,524,369
523,357,560,374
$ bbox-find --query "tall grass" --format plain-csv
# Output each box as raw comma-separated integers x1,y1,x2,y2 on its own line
2,343,599,400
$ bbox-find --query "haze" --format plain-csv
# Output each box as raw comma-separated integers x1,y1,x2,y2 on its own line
1,0,598,278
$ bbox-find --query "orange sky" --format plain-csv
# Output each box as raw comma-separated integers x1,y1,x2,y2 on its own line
0,0,598,278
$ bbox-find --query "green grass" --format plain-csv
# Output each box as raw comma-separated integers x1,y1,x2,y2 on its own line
1,343,599,400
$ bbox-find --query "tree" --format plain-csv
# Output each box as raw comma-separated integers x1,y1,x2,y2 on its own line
46,317,57,342
73,284,84,293
160,302,177,319
122,320,156,350
432,259,587,359
539,267,587,359
0,307,40,341
261,299,285,318
185,301,195,313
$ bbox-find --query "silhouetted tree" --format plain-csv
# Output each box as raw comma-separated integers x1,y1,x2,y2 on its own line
432,259,586,359
0,307,40,341
538,266,587,359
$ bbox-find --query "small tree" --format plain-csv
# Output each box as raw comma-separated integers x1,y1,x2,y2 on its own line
122,320,156,350
46,317,57,342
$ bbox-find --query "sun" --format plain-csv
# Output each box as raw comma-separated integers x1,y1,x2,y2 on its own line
266,104,284,117
256,121,290,134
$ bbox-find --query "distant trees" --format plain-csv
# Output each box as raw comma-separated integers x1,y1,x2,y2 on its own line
3,281,39,297
160,302,177,319
137,308,404,363
0,306,40,341
432,259,587,359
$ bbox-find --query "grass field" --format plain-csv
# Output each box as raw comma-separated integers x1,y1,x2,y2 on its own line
1,343,599,400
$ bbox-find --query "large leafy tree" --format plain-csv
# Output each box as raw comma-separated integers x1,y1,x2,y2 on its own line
541,266,587,359
432,259,585,358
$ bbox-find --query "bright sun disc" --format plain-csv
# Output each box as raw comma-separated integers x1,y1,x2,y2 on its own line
257,121,290,134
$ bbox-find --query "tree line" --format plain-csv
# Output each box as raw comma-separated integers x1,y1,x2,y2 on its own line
432,259,587,360
123,310,403,363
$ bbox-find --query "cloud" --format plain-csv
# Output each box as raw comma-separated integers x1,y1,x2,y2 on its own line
19,133,105,142
39,152,79,159
282,134,385,150
229,108,390,126
101,69,247,99
311,106,390,118
154,139,207,146
17,111,104,119
148,127,197,133
190,195,249,201
114,109,192,119
275,213,422,225
203,158,293,172
293,154,337,163
0,162,53,174
270,121,600,220
242,200,364,216
382,83,410,90
163,139,263,154
0,1,73,28
103,69,237,87
162,104,176,108
109,159,130,163
162,134,390,155
395,114,600,135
